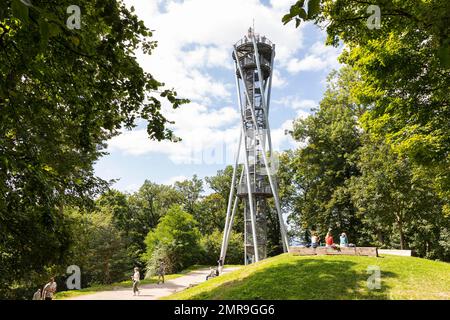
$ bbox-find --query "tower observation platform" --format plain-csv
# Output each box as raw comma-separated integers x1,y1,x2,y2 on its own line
220,28,290,266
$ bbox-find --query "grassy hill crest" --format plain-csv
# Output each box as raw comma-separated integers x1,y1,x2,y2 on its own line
166,254,450,300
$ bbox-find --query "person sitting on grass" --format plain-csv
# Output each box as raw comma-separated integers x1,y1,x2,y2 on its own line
206,267,217,280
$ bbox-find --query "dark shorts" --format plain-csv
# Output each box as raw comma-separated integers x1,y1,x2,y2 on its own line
132,280,140,293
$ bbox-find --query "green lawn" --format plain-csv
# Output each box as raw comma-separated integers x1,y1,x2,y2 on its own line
55,264,209,300
165,254,450,300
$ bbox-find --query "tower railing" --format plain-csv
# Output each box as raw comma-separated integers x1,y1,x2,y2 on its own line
234,33,273,47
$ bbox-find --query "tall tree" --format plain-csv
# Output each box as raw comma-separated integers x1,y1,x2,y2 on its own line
205,165,237,201
126,181,184,265
349,139,444,250
142,205,202,273
0,0,187,297
283,0,450,201
174,175,203,215
281,67,365,243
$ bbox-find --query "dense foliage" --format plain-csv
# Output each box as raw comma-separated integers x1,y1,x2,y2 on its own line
280,66,449,261
0,0,188,298
283,0,450,209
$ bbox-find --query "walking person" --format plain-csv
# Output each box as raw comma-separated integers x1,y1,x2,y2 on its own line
32,288,42,300
131,267,140,296
42,277,57,301
157,261,165,284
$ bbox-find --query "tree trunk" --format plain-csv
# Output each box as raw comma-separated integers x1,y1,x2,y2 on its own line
105,255,111,284
397,219,406,250
377,230,384,245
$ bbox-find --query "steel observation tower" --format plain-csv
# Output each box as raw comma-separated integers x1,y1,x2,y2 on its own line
220,28,290,265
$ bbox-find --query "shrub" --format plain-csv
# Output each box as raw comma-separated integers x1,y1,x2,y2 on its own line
142,205,202,273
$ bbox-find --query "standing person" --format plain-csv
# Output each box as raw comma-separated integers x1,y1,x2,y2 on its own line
325,231,334,247
42,277,57,301
32,288,42,300
311,233,319,248
131,267,140,296
340,233,349,247
217,257,224,275
157,261,165,284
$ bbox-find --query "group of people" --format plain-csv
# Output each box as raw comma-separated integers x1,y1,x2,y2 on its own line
32,258,222,299
31,263,166,299
131,261,165,296
32,277,57,300
310,231,349,248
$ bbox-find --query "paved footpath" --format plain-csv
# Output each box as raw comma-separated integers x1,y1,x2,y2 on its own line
67,267,239,300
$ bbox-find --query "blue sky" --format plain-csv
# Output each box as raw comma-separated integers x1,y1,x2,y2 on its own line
94,0,342,193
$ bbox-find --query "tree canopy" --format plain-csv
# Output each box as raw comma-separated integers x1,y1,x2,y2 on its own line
283,0,450,201
0,0,187,297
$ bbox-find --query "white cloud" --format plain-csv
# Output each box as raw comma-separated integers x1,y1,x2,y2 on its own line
107,0,313,165
164,175,189,185
286,41,341,74
274,96,317,112
123,183,140,193
271,69,287,88
108,101,241,164
124,0,306,103
269,0,295,11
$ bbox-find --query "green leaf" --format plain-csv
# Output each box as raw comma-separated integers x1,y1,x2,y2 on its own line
71,35,80,46
307,0,321,19
48,22,61,37
282,13,293,25
298,8,308,20
294,0,305,9
437,44,450,69
12,0,29,23
39,18,50,50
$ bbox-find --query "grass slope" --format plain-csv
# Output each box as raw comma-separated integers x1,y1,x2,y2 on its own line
166,254,450,300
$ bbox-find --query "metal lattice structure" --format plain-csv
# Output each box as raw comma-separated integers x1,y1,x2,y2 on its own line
220,28,290,265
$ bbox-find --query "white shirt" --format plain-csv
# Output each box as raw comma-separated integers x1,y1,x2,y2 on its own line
133,271,140,282
43,282,57,298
